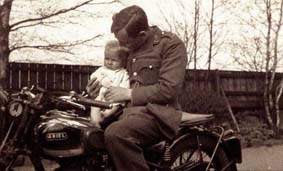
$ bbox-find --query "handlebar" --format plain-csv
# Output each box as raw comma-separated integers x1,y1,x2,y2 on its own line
74,96,113,109
8,86,114,110
50,91,112,110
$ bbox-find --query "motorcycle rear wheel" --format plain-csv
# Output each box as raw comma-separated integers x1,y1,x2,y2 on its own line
163,134,237,171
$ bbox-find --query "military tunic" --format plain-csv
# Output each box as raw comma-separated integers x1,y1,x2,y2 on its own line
104,26,188,171
125,26,187,139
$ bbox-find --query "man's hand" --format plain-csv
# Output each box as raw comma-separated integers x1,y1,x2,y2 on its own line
86,77,102,99
104,87,132,103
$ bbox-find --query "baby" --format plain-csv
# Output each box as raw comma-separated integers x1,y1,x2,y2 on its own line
90,40,129,127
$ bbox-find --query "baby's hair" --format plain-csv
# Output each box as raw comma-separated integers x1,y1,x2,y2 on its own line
104,40,129,67
104,40,120,50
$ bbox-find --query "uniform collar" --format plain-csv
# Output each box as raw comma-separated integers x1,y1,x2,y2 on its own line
151,26,163,45
131,26,161,55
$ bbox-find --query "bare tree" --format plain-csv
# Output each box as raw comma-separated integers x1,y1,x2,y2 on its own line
158,0,230,71
263,0,275,134
0,0,13,89
193,0,200,70
263,0,283,136
206,0,228,71
207,0,214,71
231,36,265,72
229,0,283,135
273,0,283,132
229,1,267,72
158,0,196,68
0,0,119,89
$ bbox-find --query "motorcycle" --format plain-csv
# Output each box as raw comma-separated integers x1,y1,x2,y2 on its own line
0,86,242,171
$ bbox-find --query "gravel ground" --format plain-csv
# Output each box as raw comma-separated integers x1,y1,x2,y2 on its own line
237,144,283,171
13,144,283,171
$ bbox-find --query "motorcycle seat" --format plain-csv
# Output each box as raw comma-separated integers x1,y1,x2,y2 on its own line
146,113,214,153
180,112,214,126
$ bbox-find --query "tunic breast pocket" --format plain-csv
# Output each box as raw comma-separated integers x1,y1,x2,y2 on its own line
137,60,161,85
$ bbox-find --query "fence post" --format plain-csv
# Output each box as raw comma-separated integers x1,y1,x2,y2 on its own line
220,85,240,132
213,69,220,95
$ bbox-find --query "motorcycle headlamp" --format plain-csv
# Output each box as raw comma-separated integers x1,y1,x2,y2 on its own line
8,100,24,117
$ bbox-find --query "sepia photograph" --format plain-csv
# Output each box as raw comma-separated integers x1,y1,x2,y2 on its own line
0,0,283,171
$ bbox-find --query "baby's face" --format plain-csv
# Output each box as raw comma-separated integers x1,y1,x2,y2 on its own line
104,51,123,70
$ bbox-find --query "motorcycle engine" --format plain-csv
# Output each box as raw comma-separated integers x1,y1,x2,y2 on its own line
36,110,96,158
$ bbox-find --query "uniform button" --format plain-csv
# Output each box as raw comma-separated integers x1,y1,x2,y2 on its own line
132,58,136,63
133,72,138,76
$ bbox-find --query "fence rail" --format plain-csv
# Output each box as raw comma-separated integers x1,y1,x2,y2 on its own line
8,63,98,92
7,62,283,109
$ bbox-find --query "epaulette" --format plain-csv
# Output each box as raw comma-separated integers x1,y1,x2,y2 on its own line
161,31,174,39
153,27,174,45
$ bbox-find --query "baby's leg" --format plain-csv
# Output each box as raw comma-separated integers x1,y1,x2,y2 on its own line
90,90,105,127
89,87,109,127
90,107,102,127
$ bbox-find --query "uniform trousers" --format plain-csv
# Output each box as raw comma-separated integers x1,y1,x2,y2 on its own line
104,113,163,171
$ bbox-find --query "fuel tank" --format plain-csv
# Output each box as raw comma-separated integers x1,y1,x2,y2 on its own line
36,110,101,158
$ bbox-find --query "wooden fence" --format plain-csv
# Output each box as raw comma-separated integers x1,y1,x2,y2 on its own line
6,62,283,109
8,62,99,92
183,70,269,109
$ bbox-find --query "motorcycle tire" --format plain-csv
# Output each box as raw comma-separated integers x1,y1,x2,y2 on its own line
0,127,19,171
0,154,18,171
162,134,237,171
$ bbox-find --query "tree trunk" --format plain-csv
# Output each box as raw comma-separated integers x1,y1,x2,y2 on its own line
207,0,214,72
273,0,283,136
193,0,200,71
206,0,214,81
0,0,13,89
263,0,276,131
275,80,283,134
0,0,13,142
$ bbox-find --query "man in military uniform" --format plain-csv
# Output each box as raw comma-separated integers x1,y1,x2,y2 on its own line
87,5,187,171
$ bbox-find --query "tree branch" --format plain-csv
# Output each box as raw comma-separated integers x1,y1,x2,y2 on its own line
9,0,119,29
10,22,44,31
10,34,102,53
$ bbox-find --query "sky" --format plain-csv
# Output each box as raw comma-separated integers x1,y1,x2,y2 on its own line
7,0,283,71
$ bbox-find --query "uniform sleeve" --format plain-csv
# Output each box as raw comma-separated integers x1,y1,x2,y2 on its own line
131,36,187,106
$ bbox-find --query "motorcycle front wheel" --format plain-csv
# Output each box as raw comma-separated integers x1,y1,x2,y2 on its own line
162,134,237,171
0,122,19,171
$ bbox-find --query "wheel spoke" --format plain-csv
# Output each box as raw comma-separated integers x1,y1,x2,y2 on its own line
171,149,195,169
171,148,216,171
